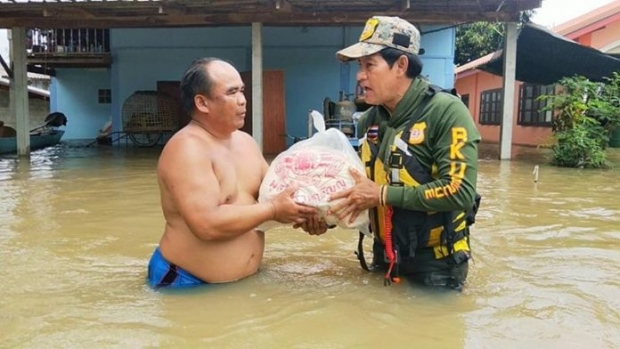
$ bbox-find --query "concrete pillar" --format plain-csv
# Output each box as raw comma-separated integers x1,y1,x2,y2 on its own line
499,22,518,160
9,27,30,157
251,22,264,152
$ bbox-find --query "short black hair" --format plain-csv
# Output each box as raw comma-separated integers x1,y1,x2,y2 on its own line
180,57,222,115
379,48,423,78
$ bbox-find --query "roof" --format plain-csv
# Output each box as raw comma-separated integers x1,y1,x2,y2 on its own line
552,0,620,39
455,52,495,76
456,0,620,79
0,76,50,98
0,0,542,28
477,23,620,85
0,63,50,81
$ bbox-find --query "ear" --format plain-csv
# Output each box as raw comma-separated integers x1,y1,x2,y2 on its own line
194,95,209,114
396,55,409,76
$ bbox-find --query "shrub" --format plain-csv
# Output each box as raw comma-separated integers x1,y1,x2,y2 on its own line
540,74,620,168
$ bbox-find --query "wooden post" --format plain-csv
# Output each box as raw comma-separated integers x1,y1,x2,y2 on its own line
9,26,30,157
499,22,518,160
251,22,264,152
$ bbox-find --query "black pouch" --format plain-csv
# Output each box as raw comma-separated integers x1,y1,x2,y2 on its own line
391,208,427,262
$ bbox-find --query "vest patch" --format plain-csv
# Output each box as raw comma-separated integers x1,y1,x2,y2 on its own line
408,122,426,145
366,125,379,144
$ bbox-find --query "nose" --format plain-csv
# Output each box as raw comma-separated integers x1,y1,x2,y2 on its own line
238,92,246,105
356,69,367,81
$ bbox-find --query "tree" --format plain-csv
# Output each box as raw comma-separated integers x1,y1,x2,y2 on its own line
454,11,534,66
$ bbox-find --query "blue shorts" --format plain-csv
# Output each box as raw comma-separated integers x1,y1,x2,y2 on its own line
147,247,208,289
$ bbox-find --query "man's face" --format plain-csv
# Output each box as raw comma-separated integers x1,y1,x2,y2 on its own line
200,61,247,130
356,52,403,109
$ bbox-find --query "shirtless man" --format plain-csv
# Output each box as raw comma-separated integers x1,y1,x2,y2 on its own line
147,57,320,288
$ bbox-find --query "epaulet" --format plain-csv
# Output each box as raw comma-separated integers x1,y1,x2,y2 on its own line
427,84,459,97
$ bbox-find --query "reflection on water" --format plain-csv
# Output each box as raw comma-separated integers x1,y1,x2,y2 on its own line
1,144,620,349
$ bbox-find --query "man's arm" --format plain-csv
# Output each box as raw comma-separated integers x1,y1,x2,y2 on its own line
159,135,314,241
386,95,480,212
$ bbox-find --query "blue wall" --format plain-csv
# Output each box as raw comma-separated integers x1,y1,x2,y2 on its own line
52,24,456,141
51,68,111,140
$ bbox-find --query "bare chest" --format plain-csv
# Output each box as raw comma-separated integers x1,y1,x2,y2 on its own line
212,150,263,204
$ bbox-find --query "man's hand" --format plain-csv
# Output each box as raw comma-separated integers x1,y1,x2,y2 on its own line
328,168,381,224
293,214,329,236
271,185,318,224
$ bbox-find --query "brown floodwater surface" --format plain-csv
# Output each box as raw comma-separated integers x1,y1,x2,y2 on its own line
1,144,619,349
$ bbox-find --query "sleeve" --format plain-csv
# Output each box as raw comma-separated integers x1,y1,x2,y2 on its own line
386,94,481,212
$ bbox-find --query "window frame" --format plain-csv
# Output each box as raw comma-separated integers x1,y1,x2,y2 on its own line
479,88,503,125
517,83,555,127
98,89,111,104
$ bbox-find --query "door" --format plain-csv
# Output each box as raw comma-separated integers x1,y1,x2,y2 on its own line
240,70,286,155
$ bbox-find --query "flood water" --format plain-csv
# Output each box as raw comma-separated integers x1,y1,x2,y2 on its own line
1,143,619,349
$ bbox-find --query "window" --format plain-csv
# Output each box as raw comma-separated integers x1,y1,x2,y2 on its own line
479,88,502,125
98,89,111,104
518,84,555,126
461,94,470,108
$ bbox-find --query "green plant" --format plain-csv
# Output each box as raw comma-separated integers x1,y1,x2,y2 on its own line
539,75,620,168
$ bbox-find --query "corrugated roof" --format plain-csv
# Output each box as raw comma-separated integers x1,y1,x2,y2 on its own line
0,63,50,80
0,76,50,97
0,0,543,27
455,52,496,76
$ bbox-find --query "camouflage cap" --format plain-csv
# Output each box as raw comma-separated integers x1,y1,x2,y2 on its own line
336,16,421,62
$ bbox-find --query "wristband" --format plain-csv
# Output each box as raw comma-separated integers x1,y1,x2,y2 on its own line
382,185,388,206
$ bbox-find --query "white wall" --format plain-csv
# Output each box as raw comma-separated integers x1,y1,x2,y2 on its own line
0,29,9,74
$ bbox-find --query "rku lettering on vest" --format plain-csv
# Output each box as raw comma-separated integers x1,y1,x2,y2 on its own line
423,127,468,200
449,127,467,160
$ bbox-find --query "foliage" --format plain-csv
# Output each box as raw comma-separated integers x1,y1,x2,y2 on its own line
539,74,620,168
455,11,534,66
455,22,503,66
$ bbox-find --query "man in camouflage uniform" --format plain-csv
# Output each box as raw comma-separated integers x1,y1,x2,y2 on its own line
330,16,481,290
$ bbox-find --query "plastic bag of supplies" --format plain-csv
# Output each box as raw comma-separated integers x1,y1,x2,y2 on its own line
258,110,370,233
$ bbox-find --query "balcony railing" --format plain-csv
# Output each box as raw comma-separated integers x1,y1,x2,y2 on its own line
28,28,110,54
27,28,111,70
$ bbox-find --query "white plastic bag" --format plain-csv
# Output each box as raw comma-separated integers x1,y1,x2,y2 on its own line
258,110,370,233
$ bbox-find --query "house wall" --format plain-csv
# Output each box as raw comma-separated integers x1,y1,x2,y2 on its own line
111,25,456,140
0,29,8,65
590,19,620,48
455,71,552,146
0,89,49,129
590,20,620,51
51,68,111,140
52,25,456,142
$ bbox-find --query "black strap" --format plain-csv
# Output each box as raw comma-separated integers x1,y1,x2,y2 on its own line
355,231,372,272
157,264,179,288
399,86,439,144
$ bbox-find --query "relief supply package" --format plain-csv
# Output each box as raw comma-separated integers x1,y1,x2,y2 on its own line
258,110,369,233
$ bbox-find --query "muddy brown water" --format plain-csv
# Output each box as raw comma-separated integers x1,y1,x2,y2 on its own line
1,144,619,349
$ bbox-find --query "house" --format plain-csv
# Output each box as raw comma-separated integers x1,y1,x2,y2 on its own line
1,30,51,129
0,0,541,156
0,64,50,129
455,0,620,149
